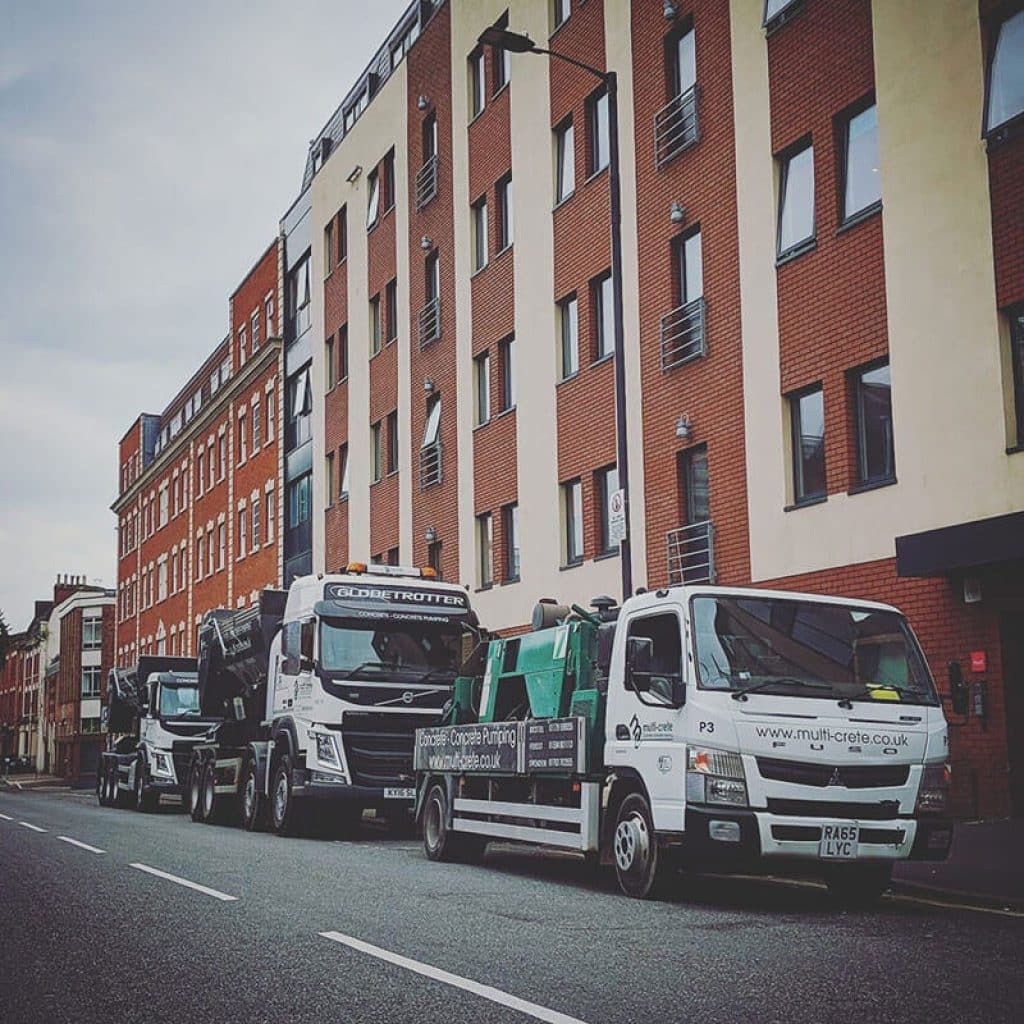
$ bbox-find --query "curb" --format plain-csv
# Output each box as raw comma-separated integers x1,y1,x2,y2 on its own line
889,880,1024,915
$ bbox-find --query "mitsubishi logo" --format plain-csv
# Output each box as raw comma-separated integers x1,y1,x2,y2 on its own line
827,768,843,786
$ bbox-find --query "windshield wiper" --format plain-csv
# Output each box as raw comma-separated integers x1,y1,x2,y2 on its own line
334,660,398,680
414,668,457,685
836,682,921,709
731,677,835,701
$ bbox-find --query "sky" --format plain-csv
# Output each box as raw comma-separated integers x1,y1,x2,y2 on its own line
0,0,408,628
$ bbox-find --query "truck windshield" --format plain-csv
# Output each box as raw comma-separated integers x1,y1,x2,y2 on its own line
319,620,461,678
691,595,938,705
158,684,200,717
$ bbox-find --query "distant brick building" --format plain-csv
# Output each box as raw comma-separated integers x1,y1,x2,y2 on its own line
112,240,283,665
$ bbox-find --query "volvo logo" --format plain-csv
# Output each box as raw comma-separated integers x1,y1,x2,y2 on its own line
402,691,415,704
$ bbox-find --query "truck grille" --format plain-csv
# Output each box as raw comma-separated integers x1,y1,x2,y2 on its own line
766,798,902,820
757,757,910,789
340,713,436,789
170,742,197,786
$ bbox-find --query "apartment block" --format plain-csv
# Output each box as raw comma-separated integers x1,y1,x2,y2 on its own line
112,240,283,665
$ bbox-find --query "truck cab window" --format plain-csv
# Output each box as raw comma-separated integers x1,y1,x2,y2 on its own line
625,612,683,705
300,619,316,663
282,620,302,675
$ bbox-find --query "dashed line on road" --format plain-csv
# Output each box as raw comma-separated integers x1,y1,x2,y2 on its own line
0,812,12,821
129,862,238,902
319,931,589,1024
57,836,105,854
18,821,48,833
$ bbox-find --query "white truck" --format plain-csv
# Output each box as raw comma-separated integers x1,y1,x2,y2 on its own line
415,585,955,902
186,565,480,835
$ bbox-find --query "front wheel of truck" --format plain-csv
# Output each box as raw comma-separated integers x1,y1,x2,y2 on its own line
270,753,303,836
823,863,893,906
423,783,485,864
613,793,671,899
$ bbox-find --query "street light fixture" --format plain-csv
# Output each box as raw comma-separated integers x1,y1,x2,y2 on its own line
478,27,634,603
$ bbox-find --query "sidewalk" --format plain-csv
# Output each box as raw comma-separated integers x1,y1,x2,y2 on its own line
893,818,1024,909
0,772,73,792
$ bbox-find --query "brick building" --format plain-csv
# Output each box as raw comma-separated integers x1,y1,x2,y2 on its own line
112,240,283,666
279,0,1024,819
0,601,49,768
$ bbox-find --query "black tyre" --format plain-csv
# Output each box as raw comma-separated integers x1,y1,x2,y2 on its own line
103,766,117,807
241,754,266,832
135,759,159,812
612,792,669,899
270,753,302,836
96,767,107,807
422,783,485,863
112,766,132,809
188,761,204,822
200,761,218,824
823,863,893,907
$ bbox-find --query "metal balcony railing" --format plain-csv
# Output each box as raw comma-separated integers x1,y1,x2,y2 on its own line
660,296,706,370
654,85,699,169
419,441,443,489
415,153,439,210
667,520,715,585
418,296,441,349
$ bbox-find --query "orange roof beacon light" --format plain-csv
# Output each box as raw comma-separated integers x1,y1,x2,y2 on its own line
346,562,368,575
420,566,438,579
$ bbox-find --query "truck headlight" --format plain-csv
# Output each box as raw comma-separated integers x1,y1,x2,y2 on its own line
686,746,748,807
314,732,341,769
151,752,174,778
916,762,950,814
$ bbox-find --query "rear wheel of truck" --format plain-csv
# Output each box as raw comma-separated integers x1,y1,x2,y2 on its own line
112,769,132,809
613,793,670,899
96,767,108,807
188,762,204,822
270,753,302,837
422,784,485,864
241,754,266,832
200,761,218,823
823,863,892,907
103,766,117,807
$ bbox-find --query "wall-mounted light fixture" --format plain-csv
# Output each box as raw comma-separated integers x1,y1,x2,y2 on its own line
675,414,693,440
420,235,433,251
417,95,430,111
663,1,678,19
425,527,437,544
670,201,686,224
423,376,435,393
346,165,362,183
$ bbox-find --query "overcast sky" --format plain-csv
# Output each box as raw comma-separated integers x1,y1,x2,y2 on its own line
0,0,408,628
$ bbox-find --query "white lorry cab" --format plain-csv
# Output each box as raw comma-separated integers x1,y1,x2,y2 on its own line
416,585,953,902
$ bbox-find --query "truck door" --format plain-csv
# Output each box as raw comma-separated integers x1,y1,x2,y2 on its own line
608,605,688,833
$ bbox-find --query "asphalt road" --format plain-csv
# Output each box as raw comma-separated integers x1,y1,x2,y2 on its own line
1,788,1022,1024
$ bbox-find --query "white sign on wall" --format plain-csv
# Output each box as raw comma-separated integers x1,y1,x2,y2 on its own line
608,488,627,546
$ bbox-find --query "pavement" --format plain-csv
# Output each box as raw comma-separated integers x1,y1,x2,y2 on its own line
1,787,1022,1024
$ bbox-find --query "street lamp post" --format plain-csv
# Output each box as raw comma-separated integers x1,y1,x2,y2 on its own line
478,27,633,603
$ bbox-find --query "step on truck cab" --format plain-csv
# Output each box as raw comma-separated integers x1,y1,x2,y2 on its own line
97,656,219,811
415,585,954,902
187,564,480,835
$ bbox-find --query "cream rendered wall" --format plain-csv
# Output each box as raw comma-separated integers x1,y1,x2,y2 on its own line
731,0,1023,584
310,62,409,571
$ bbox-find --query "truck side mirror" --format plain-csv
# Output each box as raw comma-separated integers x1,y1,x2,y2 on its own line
948,660,969,716
625,636,654,692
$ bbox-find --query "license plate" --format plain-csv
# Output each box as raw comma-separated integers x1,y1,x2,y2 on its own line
819,822,859,860
383,787,415,800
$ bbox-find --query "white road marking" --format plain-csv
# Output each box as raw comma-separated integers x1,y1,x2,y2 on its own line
319,931,588,1024
18,821,47,833
129,862,238,902
0,812,13,820
57,836,105,854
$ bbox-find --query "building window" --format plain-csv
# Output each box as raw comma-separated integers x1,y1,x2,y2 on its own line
474,351,490,426
370,294,382,355
196,535,204,581
338,325,349,381
554,116,575,203
324,220,335,276
288,474,311,528
197,450,205,495
777,141,815,258
428,539,443,577
218,522,226,569
252,499,261,551
764,0,800,29
158,561,168,602
339,444,350,498
503,502,520,581
476,512,493,588
596,464,619,556
561,478,583,566
386,410,399,474
158,485,169,528
591,271,614,360
472,196,488,272
587,86,610,176
366,168,380,229
251,311,261,352
552,0,570,32
218,433,227,475
499,335,516,412
382,149,396,211
676,227,704,307
239,324,247,362
496,173,513,250
336,206,347,264
81,666,102,698
371,421,383,483
385,279,398,343
668,26,696,101
789,386,826,504
252,405,261,450
840,100,881,223
238,413,248,464
325,335,335,390
986,10,1024,134
238,507,247,558
425,250,440,302
208,442,216,489
325,451,335,507
853,361,895,486
420,395,443,488
493,18,511,92
82,615,102,651
1010,308,1024,447
469,48,485,119
558,293,579,379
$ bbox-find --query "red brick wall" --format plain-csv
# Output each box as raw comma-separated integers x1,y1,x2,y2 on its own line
324,215,350,572
631,1,749,587
408,4,460,579
232,240,279,371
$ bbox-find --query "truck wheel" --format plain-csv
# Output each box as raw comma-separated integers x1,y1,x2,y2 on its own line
96,767,108,807
135,759,159,812
422,784,485,863
188,762,204,822
270,754,302,836
112,767,132,809
103,767,117,807
200,761,218,824
613,793,669,899
241,754,266,832
823,863,892,907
